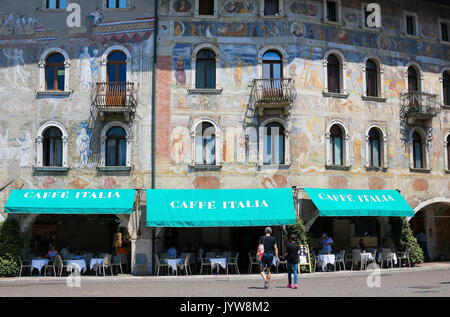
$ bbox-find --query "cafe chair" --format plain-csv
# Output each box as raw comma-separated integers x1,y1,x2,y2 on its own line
351,249,367,270
227,252,239,275
247,252,259,274
311,251,323,272
397,248,411,268
112,255,123,275
44,255,62,277
178,254,191,275
155,254,169,276
57,255,70,276
200,257,212,274
99,254,113,276
335,250,346,270
18,256,31,277
344,251,353,269
380,249,394,269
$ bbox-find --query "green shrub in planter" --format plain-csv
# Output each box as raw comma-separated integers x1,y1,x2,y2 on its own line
0,218,23,277
390,217,424,266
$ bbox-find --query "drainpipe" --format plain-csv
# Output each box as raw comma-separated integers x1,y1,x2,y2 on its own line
150,0,158,275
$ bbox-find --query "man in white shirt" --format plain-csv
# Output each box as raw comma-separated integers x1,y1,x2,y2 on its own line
321,233,334,253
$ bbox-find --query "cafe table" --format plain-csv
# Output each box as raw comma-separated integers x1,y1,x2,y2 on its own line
66,259,87,274
317,254,336,271
377,252,398,265
89,258,104,272
162,258,184,273
31,258,49,275
209,258,227,274
360,252,374,263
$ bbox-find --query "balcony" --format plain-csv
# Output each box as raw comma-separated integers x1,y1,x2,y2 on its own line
400,91,441,123
251,78,297,116
93,82,137,122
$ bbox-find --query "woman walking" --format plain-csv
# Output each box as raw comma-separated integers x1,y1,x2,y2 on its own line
285,234,300,289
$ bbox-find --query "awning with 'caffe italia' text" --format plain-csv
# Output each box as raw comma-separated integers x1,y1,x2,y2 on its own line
145,188,297,227
304,188,414,217
4,189,136,214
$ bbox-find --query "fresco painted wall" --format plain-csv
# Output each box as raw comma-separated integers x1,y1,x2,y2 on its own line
156,0,450,213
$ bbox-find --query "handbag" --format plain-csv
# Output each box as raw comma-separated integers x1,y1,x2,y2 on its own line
256,236,266,261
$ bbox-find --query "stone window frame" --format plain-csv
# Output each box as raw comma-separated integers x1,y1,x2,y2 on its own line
438,18,450,44
323,0,343,25
189,117,223,167
259,0,285,18
257,45,288,79
403,10,420,38
36,121,69,168
408,127,430,172
100,45,133,84
194,0,218,18
38,48,71,96
258,117,290,167
365,123,388,170
101,0,132,11
438,67,450,107
361,55,386,101
403,61,424,94
323,49,348,97
100,121,132,168
41,0,70,11
444,131,450,172
325,119,350,169
189,43,222,93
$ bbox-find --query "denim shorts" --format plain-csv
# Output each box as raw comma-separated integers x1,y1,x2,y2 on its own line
260,253,274,268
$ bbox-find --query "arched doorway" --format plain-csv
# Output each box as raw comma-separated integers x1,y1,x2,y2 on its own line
409,198,450,261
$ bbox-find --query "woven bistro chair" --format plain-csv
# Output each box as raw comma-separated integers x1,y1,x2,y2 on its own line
178,254,191,275
155,254,169,276
380,249,394,269
200,257,212,274
226,252,240,275
397,248,411,268
248,252,260,273
98,254,113,276
351,249,367,270
335,250,346,270
44,255,62,277
18,256,32,277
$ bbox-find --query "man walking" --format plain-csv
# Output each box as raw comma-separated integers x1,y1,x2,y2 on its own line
258,227,279,289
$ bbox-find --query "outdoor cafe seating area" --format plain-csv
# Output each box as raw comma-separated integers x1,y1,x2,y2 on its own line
311,248,412,272
18,252,129,277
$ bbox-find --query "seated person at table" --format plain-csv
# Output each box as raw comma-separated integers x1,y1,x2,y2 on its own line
60,246,70,259
357,239,365,251
46,246,58,262
320,233,334,254
168,245,177,258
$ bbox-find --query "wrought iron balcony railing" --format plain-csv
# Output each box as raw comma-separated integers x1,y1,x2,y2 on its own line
400,91,441,120
94,82,136,109
251,78,297,106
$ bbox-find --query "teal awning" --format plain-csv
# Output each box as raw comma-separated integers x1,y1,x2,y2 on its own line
304,188,414,217
146,188,297,227
4,189,136,214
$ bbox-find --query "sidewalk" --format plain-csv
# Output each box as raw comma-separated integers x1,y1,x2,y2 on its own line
2,262,449,283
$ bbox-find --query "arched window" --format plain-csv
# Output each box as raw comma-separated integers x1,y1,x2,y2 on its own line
327,54,340,94
368,128,381,167
407,66,419,93
366,59,378,97
195,122,216,165
45,53,65,91
196,49,216,89
263,122,285,165
262,51,282,79
107,51,127,83
106,126,127,166
329,124,343,165
443,71,450,106
447,134,450,170
43,127,63,167
412,131,424,169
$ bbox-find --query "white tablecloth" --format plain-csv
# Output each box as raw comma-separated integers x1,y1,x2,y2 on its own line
317,254,336,271
31,259,49,273
66,259,87,273
361,253,374,262
163,259,183,271
210,258,227,270
90,258,104,270
378,253,398,265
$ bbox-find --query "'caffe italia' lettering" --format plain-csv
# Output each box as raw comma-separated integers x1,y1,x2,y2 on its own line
317,193,395,203
170,200,269,209
23,191,121,199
